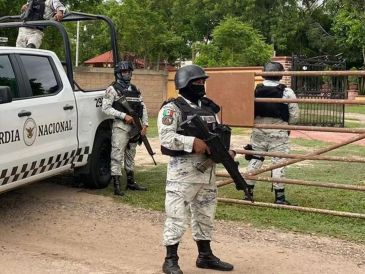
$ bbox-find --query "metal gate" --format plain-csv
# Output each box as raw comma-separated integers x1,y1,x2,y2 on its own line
291,55,347,127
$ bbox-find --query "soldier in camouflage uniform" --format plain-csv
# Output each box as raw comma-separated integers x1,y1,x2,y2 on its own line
102,61,148,196
158,65,234,274
16,0,66,48
245,61,299,204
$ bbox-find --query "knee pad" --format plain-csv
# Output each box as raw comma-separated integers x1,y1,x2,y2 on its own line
26,43,36,48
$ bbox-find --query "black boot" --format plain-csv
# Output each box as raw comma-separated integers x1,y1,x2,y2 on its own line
243,185,254,201
196,240,233,271
274,189,293,205
162,243,183,274
112,176,125,196
125,170,147,191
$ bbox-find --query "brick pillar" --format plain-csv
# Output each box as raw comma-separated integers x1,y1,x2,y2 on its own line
271,56,292,88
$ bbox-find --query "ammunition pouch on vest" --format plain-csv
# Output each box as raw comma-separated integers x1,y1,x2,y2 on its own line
254,84,289,122
112,82,143,118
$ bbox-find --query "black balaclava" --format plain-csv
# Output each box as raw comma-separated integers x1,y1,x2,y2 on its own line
179,81,206,104
116,70,132,89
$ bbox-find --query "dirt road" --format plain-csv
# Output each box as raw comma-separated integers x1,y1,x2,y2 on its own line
0,175,364,274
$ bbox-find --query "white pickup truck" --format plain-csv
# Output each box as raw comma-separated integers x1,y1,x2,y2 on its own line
0,12,119,193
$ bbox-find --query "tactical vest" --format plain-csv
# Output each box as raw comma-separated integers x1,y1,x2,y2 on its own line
22,0,46,21
254,84,289,122
161,97,221,156
112,82,143,118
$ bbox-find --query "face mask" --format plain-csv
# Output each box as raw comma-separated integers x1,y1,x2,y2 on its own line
180,83,206,104
121,71,132,82
116,70,132,84
190,84,206,97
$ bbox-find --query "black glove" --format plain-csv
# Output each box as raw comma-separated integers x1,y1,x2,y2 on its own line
243,144,265,162
244,144,254,161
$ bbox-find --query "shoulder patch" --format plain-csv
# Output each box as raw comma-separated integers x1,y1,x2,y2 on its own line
163,108,175,117
162,116,174,125
162,107,175,125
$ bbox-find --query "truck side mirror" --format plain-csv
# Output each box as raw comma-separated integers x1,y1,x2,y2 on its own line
0,86,12,104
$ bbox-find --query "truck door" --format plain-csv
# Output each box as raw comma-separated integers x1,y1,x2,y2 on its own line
0,53,27,187
0,53,78,189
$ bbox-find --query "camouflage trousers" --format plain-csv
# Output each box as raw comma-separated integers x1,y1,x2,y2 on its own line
246,129,290,190
110,127,137,176
163,180,217,246
16,27,44,48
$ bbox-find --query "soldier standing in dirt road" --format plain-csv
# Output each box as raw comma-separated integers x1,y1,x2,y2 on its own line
158,64,234,274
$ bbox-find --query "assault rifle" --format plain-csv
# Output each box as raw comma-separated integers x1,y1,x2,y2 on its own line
180,114,252,201
20,0,33,21
115,96,157,165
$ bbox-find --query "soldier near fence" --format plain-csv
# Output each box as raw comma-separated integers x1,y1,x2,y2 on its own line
102,61,148,196
158,64,234,274
245,61,300,204
16,0,66,48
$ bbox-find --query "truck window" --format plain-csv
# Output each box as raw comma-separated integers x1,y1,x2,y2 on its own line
20,55,60,97
0,55,19,98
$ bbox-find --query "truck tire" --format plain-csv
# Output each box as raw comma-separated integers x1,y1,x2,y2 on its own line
84,130,111,189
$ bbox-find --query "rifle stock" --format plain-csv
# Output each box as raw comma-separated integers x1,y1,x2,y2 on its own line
180,114,252,200
116,96,157,165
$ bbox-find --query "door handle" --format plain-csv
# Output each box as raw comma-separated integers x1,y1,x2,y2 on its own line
18,110,32,117
63,104,74,110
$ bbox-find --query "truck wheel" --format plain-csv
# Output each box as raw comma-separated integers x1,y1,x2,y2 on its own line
84,130,111,189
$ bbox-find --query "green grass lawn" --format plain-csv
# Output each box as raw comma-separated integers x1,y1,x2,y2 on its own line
146,116,159,138
346,105,365,114
97,137,365,243
105,114,365,243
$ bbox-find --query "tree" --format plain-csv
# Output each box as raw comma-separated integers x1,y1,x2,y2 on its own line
102,0,183,68
194,17,273,67
330,0,365,67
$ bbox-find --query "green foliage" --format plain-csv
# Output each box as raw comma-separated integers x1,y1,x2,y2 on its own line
0,0,24,17
330,0,365,66
194,17,272,67
348,67,360,85
0,0,364,70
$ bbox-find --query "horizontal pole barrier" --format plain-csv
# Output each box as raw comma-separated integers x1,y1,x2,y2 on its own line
255,98,365,104
218,197,365,219
253,124,365,133
238,133,365,177
216,173,365,192
235,149,365,163
256,71,365,76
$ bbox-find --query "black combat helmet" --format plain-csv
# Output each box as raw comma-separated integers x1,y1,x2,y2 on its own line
174,64,209,90
114,60,134,73
263,61,284,81
114,61,134,83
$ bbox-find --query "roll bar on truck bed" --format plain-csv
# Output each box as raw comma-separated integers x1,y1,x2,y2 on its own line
0,12,120,90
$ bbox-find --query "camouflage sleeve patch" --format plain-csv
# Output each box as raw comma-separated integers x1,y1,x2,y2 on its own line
162,108,175,125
